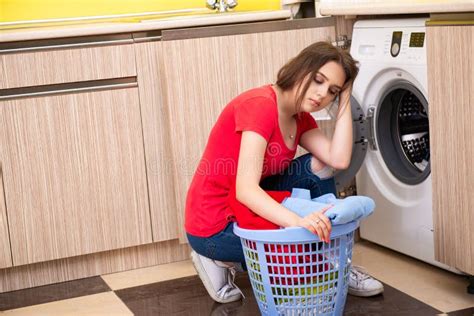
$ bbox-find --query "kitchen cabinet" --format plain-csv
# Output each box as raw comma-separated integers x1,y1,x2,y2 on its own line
427,24,474,274
162,25,336,241
0,34,136,89
0,82,152,266
0,36,154,266
0,165,12,268
134,40,180,242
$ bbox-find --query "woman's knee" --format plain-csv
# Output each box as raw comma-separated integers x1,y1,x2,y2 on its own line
310,156,334,180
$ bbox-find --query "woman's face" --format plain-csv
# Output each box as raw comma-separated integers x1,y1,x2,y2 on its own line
298,61,346,113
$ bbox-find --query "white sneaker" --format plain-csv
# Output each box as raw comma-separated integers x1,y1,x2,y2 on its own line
348,265,384,297
190,251,244,303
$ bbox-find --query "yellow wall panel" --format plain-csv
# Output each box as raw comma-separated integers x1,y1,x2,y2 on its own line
0,0,281,23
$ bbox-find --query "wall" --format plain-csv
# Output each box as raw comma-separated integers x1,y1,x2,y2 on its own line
0,0,281,23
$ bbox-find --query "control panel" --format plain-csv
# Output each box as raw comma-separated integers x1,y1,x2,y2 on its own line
390,30,425,58
352,23,427,64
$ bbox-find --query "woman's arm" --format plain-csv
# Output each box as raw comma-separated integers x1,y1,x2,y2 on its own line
236,131,332,242
299,86,353,170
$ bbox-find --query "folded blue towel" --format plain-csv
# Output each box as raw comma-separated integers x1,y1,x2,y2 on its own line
281,188,374,225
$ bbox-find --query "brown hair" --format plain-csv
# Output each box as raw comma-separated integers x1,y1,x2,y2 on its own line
276,41,359,115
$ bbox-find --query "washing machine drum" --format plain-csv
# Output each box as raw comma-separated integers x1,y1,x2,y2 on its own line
377,83,430,185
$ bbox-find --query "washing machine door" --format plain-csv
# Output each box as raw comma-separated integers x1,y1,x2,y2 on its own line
375,82,430,185
335,77,430,191
334,96,369,190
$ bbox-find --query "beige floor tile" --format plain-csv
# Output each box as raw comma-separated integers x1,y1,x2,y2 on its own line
3,292,132,316
352,241,473,313
101,259,197,290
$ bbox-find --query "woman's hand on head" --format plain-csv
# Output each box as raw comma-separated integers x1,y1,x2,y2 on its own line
337,83,353,116
296,205,332,243
341,82,353,95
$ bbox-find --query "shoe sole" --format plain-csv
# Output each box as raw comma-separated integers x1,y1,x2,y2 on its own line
190,252,242,304
348,287,384,297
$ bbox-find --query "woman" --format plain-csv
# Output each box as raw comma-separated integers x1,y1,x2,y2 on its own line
185,41,384,303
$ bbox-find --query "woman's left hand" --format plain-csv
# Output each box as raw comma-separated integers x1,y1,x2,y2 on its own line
296,205,333,243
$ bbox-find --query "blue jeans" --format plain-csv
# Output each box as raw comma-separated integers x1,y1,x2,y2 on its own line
186,153,337,265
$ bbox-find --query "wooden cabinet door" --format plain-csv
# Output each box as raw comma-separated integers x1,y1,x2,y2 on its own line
427,24,474,274
0,165,12,268
0,87,152,266
134,41,180,242
163,26,335,241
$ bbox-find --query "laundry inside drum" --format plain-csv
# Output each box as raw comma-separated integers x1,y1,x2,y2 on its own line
376,85,430,185
397,91,430,172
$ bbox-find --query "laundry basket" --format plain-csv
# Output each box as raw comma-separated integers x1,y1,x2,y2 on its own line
234,221,359,316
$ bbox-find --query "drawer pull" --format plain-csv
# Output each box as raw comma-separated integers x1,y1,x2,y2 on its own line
133,31,162,43
0,77,137,101
0,34,133,54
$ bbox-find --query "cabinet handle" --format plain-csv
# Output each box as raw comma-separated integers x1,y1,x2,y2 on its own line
133,31,162,43
0,77,137,101
0,34,133,54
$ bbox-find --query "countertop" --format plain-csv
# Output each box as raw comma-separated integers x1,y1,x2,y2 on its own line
319,0,474,16
0,10,291,43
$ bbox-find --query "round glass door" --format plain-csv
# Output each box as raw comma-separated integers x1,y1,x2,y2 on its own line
376,83,430,185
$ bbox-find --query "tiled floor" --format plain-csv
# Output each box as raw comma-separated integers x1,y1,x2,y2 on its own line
1,241,473,315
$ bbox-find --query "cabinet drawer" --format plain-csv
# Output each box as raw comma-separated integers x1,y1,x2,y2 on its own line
0,34,136,89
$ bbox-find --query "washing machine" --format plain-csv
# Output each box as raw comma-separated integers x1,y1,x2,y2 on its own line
334,18,458,273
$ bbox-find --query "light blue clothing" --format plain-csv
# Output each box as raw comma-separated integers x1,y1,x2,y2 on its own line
282,188,374,225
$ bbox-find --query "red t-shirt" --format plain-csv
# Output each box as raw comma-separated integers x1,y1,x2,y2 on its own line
185,85,318,237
